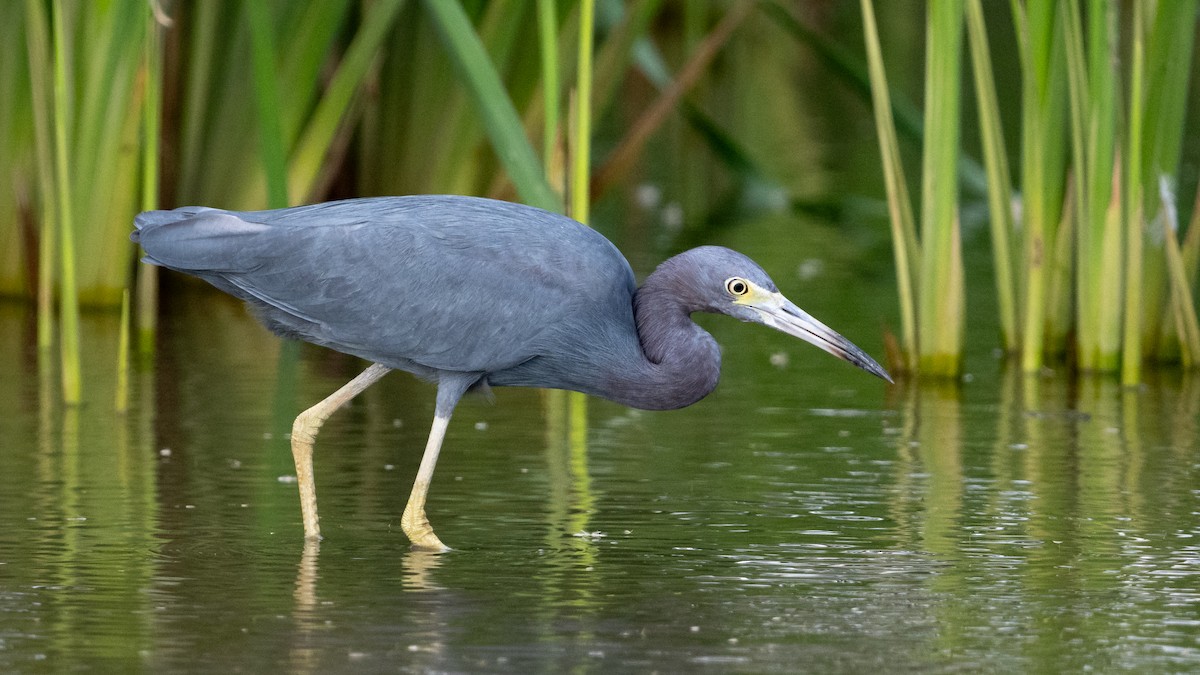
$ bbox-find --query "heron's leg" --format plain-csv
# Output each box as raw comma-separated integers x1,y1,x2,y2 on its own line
291,362,391,540
401,415,452,551
401,374,475,552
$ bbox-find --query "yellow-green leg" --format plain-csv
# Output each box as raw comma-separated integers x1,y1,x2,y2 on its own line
290,362,391,540
401,413,452,551
400,373,475,552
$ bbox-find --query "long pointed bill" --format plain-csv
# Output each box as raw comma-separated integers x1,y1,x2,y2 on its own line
748,293,893,383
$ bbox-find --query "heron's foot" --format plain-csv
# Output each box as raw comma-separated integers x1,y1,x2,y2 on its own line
401,505,450,552
409,536,450,553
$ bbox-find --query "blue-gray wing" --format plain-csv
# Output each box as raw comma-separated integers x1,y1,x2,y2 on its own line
133,196,637,374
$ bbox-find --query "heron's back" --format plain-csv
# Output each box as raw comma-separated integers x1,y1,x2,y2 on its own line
134,196,640,382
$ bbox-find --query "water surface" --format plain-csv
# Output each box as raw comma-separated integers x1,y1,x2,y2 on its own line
1,281,1198,672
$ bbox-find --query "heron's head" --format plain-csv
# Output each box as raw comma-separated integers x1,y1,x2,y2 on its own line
655,246,892,383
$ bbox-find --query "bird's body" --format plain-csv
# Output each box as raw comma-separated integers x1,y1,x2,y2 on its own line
134,195,889,550
136,196,718,410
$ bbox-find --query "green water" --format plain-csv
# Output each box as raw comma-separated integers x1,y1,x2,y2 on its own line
2,262,1198,672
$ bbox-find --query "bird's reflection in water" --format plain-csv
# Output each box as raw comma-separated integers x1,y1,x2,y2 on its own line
287,538,449,672
294,539,321,610
290,540,322,675
289,540,447,602
401,549,445,592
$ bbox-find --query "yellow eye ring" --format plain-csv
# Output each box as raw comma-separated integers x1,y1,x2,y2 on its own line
725,277,750,297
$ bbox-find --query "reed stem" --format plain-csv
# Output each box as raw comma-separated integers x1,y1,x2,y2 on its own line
51,0,81,404
916,0,964,377
24,0,56,353
116,289,131,413
572,0,595,225
1121,6,1146,385
245,0,290,208
423,0,559,213
567,0,597,430
137,4,163,356
860,0,918,373
965,0,1016,354
537,0,560,180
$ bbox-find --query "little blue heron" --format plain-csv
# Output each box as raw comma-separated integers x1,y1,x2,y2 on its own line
133,195,890,551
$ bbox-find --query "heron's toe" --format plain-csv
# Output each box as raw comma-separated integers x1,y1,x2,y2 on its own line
408,538,451,553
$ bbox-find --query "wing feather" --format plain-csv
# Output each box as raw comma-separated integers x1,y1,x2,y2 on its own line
134,196,636,374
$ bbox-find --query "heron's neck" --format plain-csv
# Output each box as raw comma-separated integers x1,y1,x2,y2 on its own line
611,271,721,411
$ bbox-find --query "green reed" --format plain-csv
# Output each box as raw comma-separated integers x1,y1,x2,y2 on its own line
289,0,404,203
569,0,597,428
916,0,966,377
0,12,33,300
137,7,163,356
966,0,1017,354
23,0,56,351
9,1,1196,404
1141,0,1199,369
246,0,290,208
537,0,561,181
115,288,130,413
866,0,1199,380
1014,0,1069,373
422,0,558,212
1064,0,1120,372
862,0,964,377
50,0,81,403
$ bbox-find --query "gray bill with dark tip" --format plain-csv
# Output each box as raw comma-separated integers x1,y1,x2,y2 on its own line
752,295,894,383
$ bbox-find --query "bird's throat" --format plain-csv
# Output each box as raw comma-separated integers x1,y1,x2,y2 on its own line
619,282,722,411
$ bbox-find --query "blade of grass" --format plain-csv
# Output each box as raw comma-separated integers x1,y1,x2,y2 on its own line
1067,0,1121,371
430,0,530,196
0,12,33,299
861,0,918,373
1089,0,1121,371
917,0,965,377
116,288,131,412
1016,0,1068,373
1046,176,1074,357
1122,4,1146,385
567,0,597,477
51,0,81,403
423,0,559,212
537,0,560,180
572,0,595,225
1160,177,1200,366
177,1,222,202
1062,0,1088,361
1142,0,1199,356
1184,175,1200,283
137,5,165,356
965,0,1017,353
288,0,406,203
246,0,290,208
1140,0,1198,213
276,1,353,152
69,0,142,306
24,0,56,351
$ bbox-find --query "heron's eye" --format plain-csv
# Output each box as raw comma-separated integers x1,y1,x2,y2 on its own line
725,277,750,297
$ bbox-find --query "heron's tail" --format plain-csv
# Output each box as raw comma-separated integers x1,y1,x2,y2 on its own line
132,207,273,273
131,207,215,244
